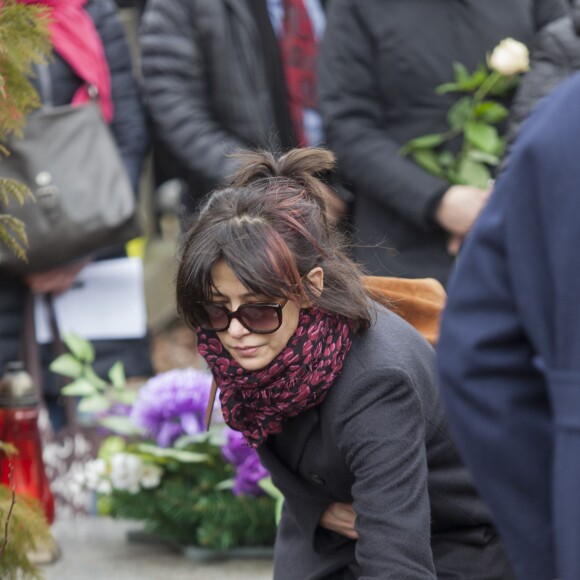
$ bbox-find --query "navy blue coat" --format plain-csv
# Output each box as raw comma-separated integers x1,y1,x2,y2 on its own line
438,73,580,580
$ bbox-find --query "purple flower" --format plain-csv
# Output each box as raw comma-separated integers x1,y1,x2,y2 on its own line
222,428,269,496
130,368,216,447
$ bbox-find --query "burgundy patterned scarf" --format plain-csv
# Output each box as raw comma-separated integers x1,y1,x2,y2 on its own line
196,308,354,447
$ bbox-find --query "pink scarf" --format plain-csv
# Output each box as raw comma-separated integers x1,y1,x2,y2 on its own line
17,0,113,122
197,308,355,447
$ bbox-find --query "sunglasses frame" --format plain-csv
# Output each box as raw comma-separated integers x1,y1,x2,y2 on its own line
194,300,288,334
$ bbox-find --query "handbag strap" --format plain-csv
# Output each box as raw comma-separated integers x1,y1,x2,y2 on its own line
21,287,45,402
44,294,78,427
36,64,54,107
21,290,77,426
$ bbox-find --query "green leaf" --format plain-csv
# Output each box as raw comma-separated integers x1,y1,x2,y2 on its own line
49,353,84,379
457,158,492,189
111,389,138,406
215,478,234,491
488,75,520,97
466,149,501,166
63,333,95,363
447,96,473,130
258,478,285,525
82,366,108,389
98,435,127,461
400,133,447,155
438,151,455,169
435,82,459,95
78,394,111,414
464,122,502,154
474,102,509,124
61,378,98,397
453,62,470,84
136,443,209,463
108,361,126,389
412,149,444,177
461,65,489,91
100,416,143,436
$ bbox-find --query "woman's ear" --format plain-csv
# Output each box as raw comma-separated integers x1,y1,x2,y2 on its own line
306,267,324,297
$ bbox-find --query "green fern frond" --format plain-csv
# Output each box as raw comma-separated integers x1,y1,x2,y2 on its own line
0,177,34,206
0,215,28,261
0,0,51,141
0,484,51,579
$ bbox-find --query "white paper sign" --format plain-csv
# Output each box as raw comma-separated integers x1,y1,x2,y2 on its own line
34,257,148,344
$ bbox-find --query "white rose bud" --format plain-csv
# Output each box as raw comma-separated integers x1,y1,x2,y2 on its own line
488,38,529,76
140,464,163,489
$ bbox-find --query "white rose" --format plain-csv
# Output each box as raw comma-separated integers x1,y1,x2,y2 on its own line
488,38,529,76
110,453,143,494
140,464,163,489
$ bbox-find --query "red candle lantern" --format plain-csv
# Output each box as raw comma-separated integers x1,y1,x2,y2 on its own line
0,361,55,524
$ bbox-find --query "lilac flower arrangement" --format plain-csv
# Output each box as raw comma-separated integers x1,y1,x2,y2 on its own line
130,368,216,447
54,335,279,550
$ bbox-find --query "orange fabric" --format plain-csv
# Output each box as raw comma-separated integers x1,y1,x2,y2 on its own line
363,276,446,346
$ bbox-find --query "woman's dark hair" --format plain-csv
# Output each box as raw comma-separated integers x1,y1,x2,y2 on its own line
176,148,372,333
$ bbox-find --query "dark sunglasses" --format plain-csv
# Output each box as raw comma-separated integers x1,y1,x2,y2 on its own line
194,300,288,334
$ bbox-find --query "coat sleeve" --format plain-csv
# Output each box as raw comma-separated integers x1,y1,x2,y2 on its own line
533,0,568,31
438,76,580,579
336,368,436,579
94,0,149,193
318,0,449,230
140,0,244,191
506,20,577,147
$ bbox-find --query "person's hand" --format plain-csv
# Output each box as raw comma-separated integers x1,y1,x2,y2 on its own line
26,258,91,295
447,234,464,256
434,185,491,238
319,502,358,540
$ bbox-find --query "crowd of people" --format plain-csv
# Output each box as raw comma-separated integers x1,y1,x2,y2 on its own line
2,0,580,578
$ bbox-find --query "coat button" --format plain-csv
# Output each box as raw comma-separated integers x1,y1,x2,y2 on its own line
309,473,325,485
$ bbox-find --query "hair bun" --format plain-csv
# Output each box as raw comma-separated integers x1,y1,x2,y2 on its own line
230,148,336,187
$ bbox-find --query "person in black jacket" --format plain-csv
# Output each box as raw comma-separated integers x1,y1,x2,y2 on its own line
175,147,515,580
505,0,580,148
319,0,567,285
0,0,151,428
139,0,348,223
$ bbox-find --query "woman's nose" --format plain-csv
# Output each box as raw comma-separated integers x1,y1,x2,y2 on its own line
227,316,249,338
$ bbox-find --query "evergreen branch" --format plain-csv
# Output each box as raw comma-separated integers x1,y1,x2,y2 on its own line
0,465,15,563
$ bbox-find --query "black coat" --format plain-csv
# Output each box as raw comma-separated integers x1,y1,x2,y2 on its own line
140,0,291,213
319,0,568,285
258,305,514,579
506,0,580,146
140,0,345,214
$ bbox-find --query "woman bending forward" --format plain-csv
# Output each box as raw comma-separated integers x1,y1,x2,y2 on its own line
176,148,514,579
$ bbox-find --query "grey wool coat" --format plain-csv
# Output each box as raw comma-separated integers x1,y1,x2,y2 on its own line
258,304,515,579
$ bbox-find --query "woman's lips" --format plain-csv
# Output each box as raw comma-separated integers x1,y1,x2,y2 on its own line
233,345,262,356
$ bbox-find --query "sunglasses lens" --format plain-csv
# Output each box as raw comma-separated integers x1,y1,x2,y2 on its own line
239,305,281,333
199,303,229,331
